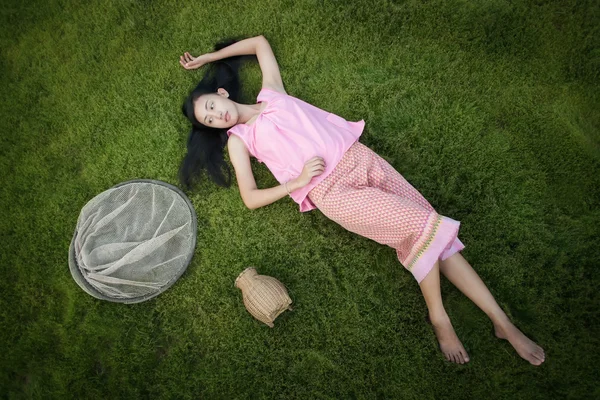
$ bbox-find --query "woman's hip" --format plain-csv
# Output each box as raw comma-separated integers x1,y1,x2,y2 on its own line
308,141,434,214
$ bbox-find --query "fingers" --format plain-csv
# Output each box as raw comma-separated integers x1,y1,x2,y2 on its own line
179,57,187,68
179,52,196,69
179,55,190,69
305,157,326,177
306,156,325,168
308,166,325,177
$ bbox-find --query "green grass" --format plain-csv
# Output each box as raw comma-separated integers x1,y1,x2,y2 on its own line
1,0,599,398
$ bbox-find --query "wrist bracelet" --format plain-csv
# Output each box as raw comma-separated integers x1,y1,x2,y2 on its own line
284,182,291,195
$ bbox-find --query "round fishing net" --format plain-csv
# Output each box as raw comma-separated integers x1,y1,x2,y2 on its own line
68,179,197,303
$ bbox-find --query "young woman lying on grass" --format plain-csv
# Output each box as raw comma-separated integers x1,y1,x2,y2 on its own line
178,36,545,366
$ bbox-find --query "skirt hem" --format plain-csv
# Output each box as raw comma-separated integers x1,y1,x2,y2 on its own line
409,216,464,283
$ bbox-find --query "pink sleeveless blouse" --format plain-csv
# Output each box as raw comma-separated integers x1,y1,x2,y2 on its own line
227,88,365,212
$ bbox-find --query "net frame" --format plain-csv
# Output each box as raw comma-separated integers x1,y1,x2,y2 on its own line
68,179,197,304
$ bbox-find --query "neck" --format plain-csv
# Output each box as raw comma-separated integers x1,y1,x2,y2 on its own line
235,102,262,124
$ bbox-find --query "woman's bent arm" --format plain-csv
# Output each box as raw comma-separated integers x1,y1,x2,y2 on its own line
246,183,300,210
228,135,302,209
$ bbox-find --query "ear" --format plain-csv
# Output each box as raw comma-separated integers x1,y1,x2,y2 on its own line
217,88,229,98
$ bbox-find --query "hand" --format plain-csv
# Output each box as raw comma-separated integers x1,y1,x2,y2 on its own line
295,157,326,188
179,52,209,70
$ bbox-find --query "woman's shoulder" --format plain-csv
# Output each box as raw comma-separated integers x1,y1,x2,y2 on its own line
227,129,264,163
258,85,287,99
227,132,246,148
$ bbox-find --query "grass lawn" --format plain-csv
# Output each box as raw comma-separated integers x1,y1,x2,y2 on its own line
1,0,599,398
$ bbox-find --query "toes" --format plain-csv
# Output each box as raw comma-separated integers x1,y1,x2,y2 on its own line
530,357,543,366
534,350,545,362
452,351,462,364
535,349,545,358
460,350,470,363
528,352,544,366
443,349,470,364
532,346,545,361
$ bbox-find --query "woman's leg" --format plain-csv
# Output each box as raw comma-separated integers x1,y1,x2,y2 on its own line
439,253,545,365
419,261,470,364
309,144,471,363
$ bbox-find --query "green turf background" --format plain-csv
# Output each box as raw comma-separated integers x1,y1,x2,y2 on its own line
1,0,599,398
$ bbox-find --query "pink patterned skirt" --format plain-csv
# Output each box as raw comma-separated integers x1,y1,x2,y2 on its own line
308,141,464,283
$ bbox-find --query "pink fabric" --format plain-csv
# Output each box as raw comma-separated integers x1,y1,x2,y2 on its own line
308,142,465,283
227,88,364,212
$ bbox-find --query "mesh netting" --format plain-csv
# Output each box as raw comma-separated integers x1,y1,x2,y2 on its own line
68,179,197,303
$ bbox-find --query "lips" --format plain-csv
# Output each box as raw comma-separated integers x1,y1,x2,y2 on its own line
225,112,230,122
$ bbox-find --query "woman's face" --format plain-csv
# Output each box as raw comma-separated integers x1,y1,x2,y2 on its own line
194,89,239,129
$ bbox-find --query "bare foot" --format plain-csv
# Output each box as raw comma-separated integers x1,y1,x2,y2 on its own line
429,315,470,364
494,321,545,366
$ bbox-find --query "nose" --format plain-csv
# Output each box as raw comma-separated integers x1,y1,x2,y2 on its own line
209,110,223,120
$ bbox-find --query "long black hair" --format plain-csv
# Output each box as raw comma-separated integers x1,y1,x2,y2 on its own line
179,39,255,189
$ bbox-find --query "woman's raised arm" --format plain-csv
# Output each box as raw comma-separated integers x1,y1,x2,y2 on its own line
180,36,285,94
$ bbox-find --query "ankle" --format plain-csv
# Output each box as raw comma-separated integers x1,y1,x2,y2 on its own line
488,310,510,326
428,311,450,325
491,316,515,335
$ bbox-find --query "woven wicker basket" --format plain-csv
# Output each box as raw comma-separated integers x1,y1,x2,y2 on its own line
235,267,292,327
